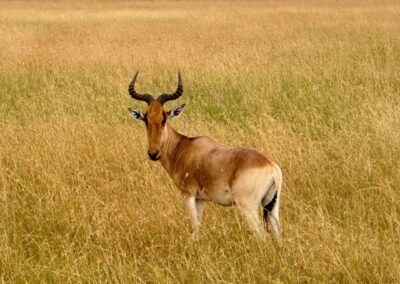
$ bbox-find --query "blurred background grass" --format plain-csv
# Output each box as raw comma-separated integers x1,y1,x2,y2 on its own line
0,1,399,282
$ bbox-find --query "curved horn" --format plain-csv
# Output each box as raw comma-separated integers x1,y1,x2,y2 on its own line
157,72,183,105
128,71,154,104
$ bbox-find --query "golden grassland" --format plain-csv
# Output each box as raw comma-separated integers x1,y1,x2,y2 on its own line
1,0,400,282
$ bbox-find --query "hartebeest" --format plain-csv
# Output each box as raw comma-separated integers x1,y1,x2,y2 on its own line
127,72,283,241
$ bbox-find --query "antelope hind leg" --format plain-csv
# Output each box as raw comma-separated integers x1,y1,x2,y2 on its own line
237,203,265,238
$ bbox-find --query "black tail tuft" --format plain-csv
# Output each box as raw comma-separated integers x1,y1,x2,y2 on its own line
263,191,277,222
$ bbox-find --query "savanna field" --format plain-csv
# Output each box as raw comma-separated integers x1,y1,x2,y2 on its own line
1,0,400,282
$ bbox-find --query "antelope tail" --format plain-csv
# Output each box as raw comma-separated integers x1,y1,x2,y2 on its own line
263,186,277,223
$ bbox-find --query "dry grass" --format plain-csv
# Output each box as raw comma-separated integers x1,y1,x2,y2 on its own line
1,0,400,282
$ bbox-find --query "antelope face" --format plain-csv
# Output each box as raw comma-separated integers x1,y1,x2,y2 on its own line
128,72,185,161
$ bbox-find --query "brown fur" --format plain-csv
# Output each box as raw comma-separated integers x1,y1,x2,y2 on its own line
159,126,273,200
137,101,283,241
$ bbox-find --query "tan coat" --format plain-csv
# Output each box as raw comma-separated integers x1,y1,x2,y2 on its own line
128,74,282,242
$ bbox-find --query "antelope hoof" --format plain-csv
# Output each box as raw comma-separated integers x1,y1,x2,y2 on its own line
190,232,200,241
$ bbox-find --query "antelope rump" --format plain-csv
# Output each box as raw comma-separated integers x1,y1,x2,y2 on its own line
127,72,283,242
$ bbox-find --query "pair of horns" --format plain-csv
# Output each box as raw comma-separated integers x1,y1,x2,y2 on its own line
128,71,183,105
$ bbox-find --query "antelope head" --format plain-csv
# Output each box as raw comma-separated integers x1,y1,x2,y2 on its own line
128,72,185,161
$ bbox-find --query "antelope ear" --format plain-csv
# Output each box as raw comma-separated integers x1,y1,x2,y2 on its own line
128,108,145,121
168,104,186,120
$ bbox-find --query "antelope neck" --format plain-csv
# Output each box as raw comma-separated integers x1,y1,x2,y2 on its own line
159,124,187,173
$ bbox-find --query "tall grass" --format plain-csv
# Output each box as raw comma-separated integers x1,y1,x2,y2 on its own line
1,1,400,282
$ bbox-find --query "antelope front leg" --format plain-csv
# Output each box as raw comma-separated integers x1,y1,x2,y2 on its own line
183,194,200,239
196,199,204,225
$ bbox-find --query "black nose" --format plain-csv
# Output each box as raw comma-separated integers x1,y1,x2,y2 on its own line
148,151,160,161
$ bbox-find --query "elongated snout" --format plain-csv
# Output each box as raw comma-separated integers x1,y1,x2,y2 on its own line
148,150,160,161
